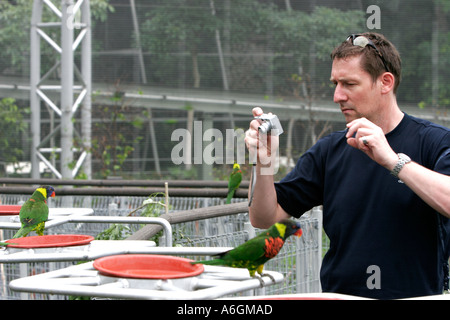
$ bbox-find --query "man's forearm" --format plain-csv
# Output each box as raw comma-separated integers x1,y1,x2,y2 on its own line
398,161,450,218
248,165,290,228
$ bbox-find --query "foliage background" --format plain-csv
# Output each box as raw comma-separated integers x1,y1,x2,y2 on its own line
0,0,449,180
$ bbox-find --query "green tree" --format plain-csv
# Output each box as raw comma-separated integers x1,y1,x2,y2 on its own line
0,0,34,72
0,98,29,173
0,0,114,74
89,90,143,178
140,0,218,88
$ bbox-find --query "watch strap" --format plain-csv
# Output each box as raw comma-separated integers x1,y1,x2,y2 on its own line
391,153,411,177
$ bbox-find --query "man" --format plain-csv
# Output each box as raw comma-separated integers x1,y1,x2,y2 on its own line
245,32,450,299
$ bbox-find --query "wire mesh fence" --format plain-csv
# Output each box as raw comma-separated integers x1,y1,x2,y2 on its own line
0,258,79,300
0,193,323,299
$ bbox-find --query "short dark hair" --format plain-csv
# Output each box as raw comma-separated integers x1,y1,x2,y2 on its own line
331,32,402,94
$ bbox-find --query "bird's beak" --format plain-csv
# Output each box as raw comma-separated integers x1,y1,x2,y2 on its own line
294,229,303,238
50,192,56,198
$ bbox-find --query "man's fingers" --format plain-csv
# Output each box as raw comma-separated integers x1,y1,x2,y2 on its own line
249,119,261,131
252,107,264,117
345,117,375,138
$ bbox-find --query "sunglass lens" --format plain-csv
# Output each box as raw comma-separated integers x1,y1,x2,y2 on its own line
353,36,369,48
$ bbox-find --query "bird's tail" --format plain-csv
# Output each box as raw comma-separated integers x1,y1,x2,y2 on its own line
191,259,225,266
12,227,31,239
225,191,234,204
0,242,17,246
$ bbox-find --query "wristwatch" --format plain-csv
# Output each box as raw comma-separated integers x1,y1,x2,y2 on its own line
391,153,411,177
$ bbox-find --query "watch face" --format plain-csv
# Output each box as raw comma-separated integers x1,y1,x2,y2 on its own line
398,153,411,162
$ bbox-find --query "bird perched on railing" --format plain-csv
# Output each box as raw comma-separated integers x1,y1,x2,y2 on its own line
226,163,242,204
192,219,302,284
13,185,55,239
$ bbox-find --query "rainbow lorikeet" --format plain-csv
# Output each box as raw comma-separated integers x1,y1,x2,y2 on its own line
226,163,242,204
12,185,55,239
192,219,302,282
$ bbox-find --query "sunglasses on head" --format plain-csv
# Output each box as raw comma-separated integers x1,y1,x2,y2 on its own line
346,34,390,73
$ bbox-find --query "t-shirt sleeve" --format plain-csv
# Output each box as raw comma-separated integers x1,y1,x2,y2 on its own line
432,132,450,263
274,137,327,218
434,133,450,175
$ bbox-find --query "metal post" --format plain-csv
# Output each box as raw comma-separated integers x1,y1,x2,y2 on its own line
313,206,323,292
147,108,161,174
81,1,92,180
210,0,229,91
130,0,147,84
29,0,92,180
30,1,43,179
61,0,74,180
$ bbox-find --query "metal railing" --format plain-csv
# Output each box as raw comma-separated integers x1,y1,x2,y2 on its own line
0,181,323,299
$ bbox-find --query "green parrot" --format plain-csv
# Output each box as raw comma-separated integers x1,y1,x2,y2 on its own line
12,185,55,239
192,219,302,281
226,163,242,204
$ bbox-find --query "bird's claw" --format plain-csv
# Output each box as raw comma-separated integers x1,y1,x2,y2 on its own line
255,275,265,288
253,273,276,287
260,273,276,284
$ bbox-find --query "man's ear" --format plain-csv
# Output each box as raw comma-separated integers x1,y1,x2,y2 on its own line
380,72,395,94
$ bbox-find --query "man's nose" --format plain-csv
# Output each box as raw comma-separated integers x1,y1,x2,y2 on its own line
333,84,348,103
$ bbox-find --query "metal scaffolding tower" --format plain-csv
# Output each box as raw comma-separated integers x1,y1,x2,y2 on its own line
30,0,91,179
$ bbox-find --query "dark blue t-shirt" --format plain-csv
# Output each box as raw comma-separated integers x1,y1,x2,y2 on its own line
275,113,450,299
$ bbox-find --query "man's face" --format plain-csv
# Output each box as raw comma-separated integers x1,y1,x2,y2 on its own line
330,55,381,123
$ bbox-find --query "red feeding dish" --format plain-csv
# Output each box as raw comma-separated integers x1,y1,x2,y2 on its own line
5,234,94,248
93,254,204,280
0,205,22,215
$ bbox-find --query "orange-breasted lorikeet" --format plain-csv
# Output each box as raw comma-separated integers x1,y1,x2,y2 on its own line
192,219,302,278
13,185,55,238
226,163,242,204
